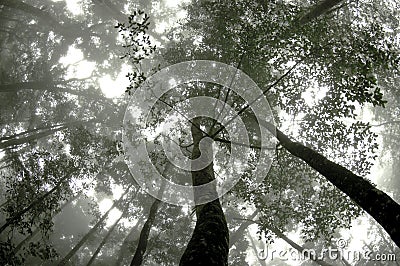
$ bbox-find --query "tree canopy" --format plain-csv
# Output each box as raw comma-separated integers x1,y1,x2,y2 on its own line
0,0,399,265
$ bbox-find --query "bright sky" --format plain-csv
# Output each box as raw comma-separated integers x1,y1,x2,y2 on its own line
56,0,190,99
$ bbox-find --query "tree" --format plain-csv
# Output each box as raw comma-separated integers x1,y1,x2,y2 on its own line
161,0,400,252
260,120,400,247
179,118,229,265
130,169,166,266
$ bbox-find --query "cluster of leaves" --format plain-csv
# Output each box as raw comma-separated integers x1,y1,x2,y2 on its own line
115,10,157,94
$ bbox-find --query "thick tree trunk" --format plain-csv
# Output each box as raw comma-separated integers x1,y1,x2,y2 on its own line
259,120,400,248
57,186,131,266
179,118,229,266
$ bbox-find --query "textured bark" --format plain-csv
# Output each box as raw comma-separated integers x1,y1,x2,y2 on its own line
299,0,345,24
58,187,131,266
259,120,400,248
179,118,229,266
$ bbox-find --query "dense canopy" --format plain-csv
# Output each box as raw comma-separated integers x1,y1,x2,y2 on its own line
0,0,399,265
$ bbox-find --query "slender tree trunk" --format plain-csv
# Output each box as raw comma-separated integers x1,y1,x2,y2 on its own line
0,80,105,100
248,232,267,266
230,210,258,248
130,196,162,265
115,221,143,266
0,173,71,234
259,120,400,248
0,121,77,142
299,0,345,24
0,119,97,150
130,172,168,266
179,118,229,265
0,126,67,150
57,186,132,266
86,206,128,266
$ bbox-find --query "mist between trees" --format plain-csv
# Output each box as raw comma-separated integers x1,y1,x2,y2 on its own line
0,0,400,265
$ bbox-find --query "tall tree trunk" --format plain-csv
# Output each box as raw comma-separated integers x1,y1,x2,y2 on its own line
115,221,143,266
0,121,79,142
129,200,160,266
259,120,400,248
179,118,229,265
0,126,67,150
0,80,100,99
0,119,97,150
130,178,166,266
0,173,71,234
230,210,258,248
57,186,132,266
86,206,128,266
